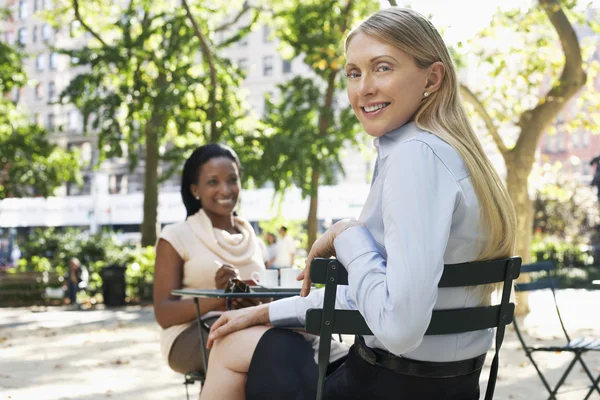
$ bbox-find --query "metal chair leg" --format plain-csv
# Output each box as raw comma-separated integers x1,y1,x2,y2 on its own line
548,355,579,400
583,370,600,400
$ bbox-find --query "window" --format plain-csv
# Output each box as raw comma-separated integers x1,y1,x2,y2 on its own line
49,52,58,70
263,56,273,76
35,83,43,100
545,135,555,153
282,59,292,74
47,113,55,130
48,81,56,100
571,131,580,148
109,174,127,194
33,26,38,43
68,109,81,132
80,142,93,166
17,28,27,45
5,31,15,45
238,58,248,73
263,25,271,43
19,0,28,20
556,132,565,152
42,24,52,42
12,88,21,103
36,54,45,71
581,130,590,147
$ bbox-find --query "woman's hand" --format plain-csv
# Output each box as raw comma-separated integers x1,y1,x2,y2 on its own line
297,219,363,297
206,304,270,348
214,264,239,289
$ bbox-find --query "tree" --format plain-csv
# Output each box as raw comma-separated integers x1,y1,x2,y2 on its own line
244,0,379,249
47,0,258,246
457,0,600,312
0,39,79,199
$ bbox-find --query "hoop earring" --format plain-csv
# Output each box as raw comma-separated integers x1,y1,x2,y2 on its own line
423,91,429,98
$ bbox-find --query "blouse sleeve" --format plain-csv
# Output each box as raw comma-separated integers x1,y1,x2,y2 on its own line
159,223,188,261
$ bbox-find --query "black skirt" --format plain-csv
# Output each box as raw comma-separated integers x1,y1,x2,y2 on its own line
245,328,482,400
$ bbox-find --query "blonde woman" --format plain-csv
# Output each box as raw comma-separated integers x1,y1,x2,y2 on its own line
199,7,516,400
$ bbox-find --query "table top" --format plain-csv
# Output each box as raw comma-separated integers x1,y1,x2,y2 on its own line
171,287,301,299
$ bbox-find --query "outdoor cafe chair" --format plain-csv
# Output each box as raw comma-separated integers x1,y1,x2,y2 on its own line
305,256,522,400
513,261,600,400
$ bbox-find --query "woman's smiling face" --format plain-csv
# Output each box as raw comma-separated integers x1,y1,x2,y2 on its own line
345,32,430,137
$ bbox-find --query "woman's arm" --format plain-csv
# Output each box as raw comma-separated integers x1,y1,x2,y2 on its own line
153,239,225,329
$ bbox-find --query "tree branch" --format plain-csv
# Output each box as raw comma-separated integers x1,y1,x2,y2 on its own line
72,0,107,47
515,0,586,154
459,83,509,155
181,0,218,142
387,0,398,5
214,4,260,33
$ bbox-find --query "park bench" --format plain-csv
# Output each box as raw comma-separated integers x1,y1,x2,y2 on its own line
0,271,63,306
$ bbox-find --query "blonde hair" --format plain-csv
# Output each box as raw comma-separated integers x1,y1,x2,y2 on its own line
346,8,516,300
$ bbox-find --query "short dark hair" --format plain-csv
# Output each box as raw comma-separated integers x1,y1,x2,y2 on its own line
280,226,288,233
181,144,241,218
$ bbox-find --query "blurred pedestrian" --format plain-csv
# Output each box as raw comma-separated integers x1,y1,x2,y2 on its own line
265,232,278,268
273,226,296,269
65,257,88,309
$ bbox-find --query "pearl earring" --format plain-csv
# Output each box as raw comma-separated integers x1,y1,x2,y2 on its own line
423,91,429,98
195,196,200,200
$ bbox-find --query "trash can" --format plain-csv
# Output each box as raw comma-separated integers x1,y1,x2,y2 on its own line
101,265,126,307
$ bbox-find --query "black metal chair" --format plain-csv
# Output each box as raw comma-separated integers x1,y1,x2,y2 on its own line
305,256,522,400
183,370,205,400
513,261,600,400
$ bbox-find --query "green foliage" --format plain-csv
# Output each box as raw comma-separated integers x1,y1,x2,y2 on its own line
247,77,356,196
242,0,378,248
16,228,155,301
0,41,80,199
533,176,600,242
531,235,599,289
44,0,260,245
460,1,600,138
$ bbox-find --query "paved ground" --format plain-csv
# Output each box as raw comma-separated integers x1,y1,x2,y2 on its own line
0,290,599,400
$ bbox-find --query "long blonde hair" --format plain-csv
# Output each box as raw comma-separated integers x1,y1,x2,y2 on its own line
346,8,516,296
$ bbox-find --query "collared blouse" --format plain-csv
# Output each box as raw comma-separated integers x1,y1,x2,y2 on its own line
269,122,493,362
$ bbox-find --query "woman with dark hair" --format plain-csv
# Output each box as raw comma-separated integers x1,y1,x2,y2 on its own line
153,143,265,375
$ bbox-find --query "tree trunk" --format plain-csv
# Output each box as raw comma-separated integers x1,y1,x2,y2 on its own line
307,169,319,251
505,155,534,315
141,118,159,247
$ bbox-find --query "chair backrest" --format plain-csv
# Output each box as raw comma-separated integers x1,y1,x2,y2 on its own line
305,256,522,400
514,261,558,292
306,257,522,336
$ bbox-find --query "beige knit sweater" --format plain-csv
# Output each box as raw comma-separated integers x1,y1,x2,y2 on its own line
158,209,265,361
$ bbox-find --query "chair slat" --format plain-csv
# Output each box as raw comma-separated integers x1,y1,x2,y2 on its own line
515,278,559,292
310,257,521,287
425,304,515,335
305,309,372,335
306,304,515,337
520,261,554,273
438,258,521,287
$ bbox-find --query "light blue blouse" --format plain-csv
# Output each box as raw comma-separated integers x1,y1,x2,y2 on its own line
269,122,493,362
